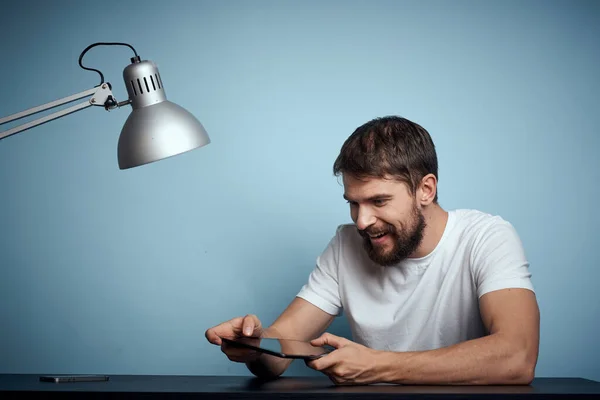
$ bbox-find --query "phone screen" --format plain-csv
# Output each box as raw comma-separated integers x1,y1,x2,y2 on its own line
222,337,332,360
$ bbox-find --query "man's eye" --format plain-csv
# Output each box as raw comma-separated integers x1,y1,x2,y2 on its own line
347,200,357,207
373,199,387,206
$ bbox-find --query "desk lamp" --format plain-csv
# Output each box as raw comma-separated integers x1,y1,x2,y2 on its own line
0,42,210,169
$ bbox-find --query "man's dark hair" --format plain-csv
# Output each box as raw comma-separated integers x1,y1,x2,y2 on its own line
333,116,439,203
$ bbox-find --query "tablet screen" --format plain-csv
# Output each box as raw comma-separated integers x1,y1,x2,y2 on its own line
221,336,332,360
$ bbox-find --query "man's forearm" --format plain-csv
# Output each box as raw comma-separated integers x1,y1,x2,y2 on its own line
376,333,537,385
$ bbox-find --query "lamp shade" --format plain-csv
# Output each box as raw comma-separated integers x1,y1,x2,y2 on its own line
117,100,210,169
117,59,210,169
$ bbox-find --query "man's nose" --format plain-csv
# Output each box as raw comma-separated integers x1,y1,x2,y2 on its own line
356,207,376,231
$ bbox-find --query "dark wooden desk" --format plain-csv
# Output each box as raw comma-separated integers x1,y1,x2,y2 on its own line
1,374,599,399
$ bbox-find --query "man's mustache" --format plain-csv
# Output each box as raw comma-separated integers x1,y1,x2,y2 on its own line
358,224,396,238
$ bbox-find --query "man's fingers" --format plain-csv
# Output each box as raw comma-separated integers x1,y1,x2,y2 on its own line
205,329,222,345
305,359,344,386
310,333,347,349
205,319,242,344
242,314,262,336
305,350,339,371
220,340,267,363
205,314,263,348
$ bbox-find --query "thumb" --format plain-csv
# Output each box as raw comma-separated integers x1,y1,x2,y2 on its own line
241,314,262,337
310,333,348,349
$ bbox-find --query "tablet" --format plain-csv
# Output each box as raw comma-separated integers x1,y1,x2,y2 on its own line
221,336,332,360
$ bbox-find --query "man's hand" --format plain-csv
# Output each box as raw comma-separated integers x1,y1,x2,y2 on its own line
306,333,382,385
204,299,336,380
205,314,264,363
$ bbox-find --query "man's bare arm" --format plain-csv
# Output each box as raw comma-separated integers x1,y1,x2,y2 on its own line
377,288,540,385
246,297,335,378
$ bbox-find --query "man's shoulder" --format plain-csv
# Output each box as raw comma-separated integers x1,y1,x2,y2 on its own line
327,223,363,253
333,223,362,241
452,209,512,227
335,223,358,234
449,208,518,243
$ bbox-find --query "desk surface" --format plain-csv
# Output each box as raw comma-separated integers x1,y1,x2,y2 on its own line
1,374,600,399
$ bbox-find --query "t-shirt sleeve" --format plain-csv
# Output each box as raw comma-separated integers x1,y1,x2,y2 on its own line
296,226,343,316
471,218,534,298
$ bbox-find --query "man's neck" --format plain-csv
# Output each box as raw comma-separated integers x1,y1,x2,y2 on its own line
411,204,448,259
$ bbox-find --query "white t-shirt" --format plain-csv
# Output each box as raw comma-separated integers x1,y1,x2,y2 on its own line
296,209,534,351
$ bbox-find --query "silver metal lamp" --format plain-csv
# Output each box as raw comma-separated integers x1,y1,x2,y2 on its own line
0,42,210,170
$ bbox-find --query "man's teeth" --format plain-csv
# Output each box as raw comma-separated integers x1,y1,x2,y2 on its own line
370,233,386,238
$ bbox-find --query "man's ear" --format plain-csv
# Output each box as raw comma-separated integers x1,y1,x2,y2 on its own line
417,174,437,206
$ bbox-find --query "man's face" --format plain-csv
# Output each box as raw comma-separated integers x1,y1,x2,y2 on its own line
343,174,426,266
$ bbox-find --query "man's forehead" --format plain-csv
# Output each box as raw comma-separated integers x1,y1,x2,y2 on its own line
342,174,409,197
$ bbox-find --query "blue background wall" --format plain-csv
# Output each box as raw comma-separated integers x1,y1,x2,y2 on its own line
0,0,598,380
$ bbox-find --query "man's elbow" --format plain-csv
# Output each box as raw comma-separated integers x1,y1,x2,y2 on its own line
504,350,537,385
511,361,536,385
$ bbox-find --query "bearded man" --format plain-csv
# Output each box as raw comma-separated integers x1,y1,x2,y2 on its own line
205,116,539,386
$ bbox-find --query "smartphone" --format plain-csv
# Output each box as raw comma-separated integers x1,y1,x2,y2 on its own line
39,375,109,383
221,337,332,360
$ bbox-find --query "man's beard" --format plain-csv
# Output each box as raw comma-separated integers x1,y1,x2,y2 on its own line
358,204,426,266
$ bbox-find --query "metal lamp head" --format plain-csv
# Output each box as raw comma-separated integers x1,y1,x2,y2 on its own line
117,59,210,170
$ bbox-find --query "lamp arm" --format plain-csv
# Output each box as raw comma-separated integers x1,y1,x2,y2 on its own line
0,84,117,140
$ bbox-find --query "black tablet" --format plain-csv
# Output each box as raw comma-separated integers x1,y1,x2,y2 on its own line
221,337,332,360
